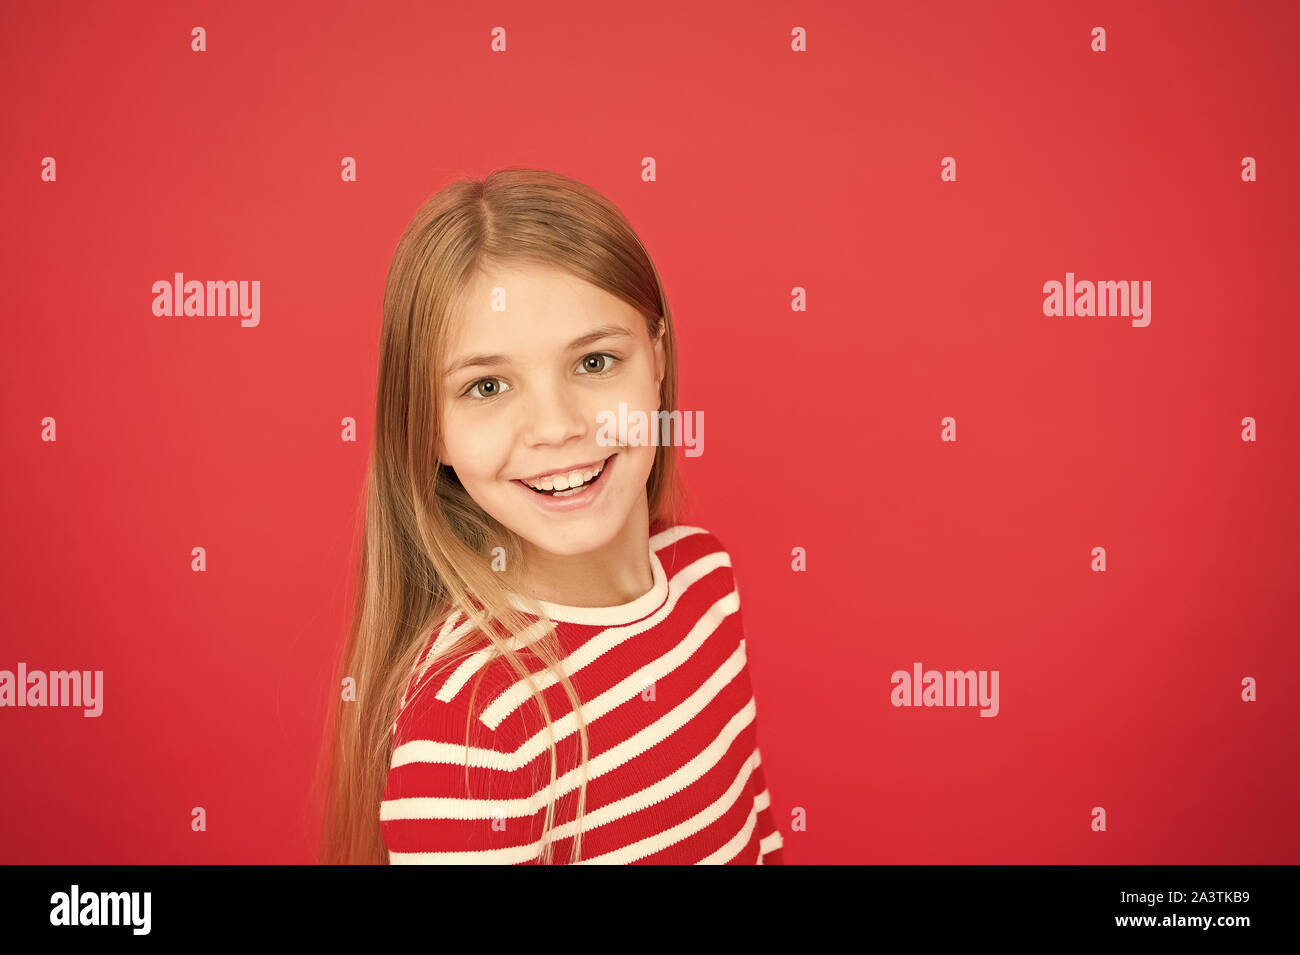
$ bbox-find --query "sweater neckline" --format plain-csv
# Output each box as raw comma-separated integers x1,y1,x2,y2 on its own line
506,543,669,626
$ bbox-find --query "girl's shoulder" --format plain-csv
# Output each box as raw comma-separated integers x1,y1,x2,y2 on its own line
392,609,531,746
404,603,519,692
392,524,744,745
648,520,738,578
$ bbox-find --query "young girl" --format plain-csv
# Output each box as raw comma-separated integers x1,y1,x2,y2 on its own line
316,168,784,864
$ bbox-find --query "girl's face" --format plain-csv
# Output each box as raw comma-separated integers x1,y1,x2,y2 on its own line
437,262,666,559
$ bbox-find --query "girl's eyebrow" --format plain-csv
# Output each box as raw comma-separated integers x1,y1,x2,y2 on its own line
443,323,634,377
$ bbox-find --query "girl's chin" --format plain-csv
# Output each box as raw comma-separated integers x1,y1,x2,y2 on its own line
511,509,629,557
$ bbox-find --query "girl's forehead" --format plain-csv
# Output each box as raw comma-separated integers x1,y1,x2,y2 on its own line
444,269,642,355
460,262,608,312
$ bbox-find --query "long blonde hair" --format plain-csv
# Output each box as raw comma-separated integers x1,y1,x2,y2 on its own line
314,168,687,864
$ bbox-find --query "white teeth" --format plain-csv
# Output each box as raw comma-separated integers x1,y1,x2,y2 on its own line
523,458,605,492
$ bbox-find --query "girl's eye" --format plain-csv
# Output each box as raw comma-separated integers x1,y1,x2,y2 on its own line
464,377,510,400
461,353,619,401
578,352,620,375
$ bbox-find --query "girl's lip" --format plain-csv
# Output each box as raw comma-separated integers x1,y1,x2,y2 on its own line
510,452,616,513
516,457,609,484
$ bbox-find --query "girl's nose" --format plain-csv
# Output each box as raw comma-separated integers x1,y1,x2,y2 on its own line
520,384,587,447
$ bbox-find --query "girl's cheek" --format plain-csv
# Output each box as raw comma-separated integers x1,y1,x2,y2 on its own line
613,375,658,409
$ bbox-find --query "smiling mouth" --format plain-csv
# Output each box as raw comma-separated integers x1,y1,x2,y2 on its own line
514,454,613,497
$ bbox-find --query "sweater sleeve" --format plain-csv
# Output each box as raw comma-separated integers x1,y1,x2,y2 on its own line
751,742,785,864
714,529,786,865
380,679,542,864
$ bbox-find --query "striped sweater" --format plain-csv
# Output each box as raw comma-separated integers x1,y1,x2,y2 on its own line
380,522,786,864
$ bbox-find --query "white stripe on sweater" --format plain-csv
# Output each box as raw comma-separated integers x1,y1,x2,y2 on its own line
398,592,741,789
578,744,757,864
432,617,555,703
387,745,764,865
385,692,758,832
478,550,732,729
650,524,710,549
390,620,744,789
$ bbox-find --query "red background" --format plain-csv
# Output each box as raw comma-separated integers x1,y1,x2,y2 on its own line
2,0,1297,863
